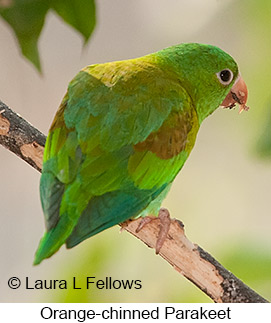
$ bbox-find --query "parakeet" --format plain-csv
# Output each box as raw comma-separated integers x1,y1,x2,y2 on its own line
34,43,248,265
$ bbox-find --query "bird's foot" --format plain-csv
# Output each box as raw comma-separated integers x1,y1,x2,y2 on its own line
136,207,171,254
135,215,156,232
156,208,171,254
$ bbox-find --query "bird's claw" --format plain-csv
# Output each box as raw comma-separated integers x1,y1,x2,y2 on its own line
135,207,171,254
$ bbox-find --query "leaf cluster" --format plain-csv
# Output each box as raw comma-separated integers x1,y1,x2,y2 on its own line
0,0,96,71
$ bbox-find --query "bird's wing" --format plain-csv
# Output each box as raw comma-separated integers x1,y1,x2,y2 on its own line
35,60,198,264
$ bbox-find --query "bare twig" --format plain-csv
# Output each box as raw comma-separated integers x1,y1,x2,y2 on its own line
0,101,46,171
121,219,268,303
0,99,268,303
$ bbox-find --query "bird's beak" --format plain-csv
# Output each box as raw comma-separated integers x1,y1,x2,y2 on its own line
221,75,249,113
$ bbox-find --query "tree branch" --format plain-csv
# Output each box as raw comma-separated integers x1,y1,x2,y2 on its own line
0,101,46,171
0,99,268,303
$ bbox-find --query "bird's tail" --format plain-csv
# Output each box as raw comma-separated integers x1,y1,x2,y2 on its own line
33,215,74,265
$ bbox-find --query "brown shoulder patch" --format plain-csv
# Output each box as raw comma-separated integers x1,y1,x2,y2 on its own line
134,111,194,159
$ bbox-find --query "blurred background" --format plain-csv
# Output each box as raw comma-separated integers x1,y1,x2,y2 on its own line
0,0,270,302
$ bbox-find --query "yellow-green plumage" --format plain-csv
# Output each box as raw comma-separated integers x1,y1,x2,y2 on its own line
34,43,239,265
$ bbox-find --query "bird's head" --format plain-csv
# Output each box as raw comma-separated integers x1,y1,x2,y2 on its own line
157,43,249,124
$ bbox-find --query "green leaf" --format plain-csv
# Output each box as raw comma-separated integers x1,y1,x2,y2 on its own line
0,0,96,71
0,0,50,71
50,0,96,44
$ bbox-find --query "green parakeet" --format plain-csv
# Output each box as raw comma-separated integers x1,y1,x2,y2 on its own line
34,43,248,265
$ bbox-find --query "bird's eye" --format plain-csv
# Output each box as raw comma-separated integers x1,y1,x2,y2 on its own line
216,69,234,85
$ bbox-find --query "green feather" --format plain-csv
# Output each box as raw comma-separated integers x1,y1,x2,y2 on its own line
34,43,240,265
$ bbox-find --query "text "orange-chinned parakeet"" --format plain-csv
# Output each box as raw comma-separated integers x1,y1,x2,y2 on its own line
34,43,248,265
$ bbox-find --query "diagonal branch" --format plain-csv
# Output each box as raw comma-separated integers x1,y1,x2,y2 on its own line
0,101,46,171
0,99,268,303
